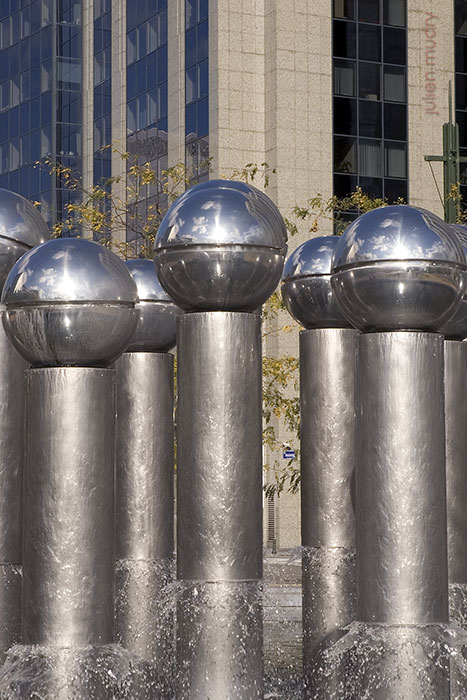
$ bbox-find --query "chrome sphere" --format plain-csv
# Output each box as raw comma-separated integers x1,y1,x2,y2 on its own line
1,238,138,367
124,259,183,352
439,224,467,339
331,205,466,332
0,189,49,289
154,179,287,311
281,236,352,329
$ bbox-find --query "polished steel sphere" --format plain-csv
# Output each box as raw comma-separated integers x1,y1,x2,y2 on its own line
0,189,49,289
124,259,183,352
439,224,467,339
154,179,287,311
331,205,466,332
1,238,138,367
281,236,352,329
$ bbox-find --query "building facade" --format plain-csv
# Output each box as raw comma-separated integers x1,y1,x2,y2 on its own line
0,0,462,547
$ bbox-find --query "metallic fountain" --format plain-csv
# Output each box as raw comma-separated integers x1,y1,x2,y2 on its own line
155,179,287,699
442,223,467,631
281,236,357,693
312,205,467,699
0,190,49,662
114,258,182,688
0,237,139,698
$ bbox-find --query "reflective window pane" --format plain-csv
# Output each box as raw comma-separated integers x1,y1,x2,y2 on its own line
384,0,406,27
359,139,382,177
334,58,355,96
384,177,407,202
358,0,379,23
384,102,406,140
359,175,383,197
359,24,381,61
333,21,356,59
455,0,467,35
383,27,406,65
359,99,382,137
384,65,406,101
334,135,357,173
359,61,380,99
384,141,407,178
333,0,355,19
333,96,357,135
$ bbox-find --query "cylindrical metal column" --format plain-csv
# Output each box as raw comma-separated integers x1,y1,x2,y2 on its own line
355,331,449,699
445,340,467,627
176,312,263,699
0,322,25,660
22,367,115,646
300,328,357,683
115,352,175,674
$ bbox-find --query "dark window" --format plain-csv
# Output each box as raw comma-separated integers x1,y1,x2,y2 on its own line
359,61,380,99
384,178,407,202
359,175,383,197
384,65,405,101
384,141,406,178
359,139,382,177
334,135,357,173
359,0,379,23
333,0,355,19
334,58,356,96
383,27,406,65
359,99,382,137
333,20,356,59
334,96,358,135
384,0,406,27
358,24,381,62
456,0,467,36
384,102,406,140
456,37,467,73
334,173,358,198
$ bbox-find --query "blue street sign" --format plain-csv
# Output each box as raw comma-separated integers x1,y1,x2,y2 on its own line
283,449,295,459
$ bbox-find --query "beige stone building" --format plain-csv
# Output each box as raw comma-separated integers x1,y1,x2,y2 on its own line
1,0,465,548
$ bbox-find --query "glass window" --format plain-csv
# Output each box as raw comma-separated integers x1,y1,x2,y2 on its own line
359,139,382,177
10,76,19,107
333,0,355,20
359,0,379,23
0,80,7,110
199,58,208,99
197,20,208,62
383,27,406,65
9,139,19,170
197,96,208,136
127,99,137,133
20,72,29,102
384,0,406,27
186,0,197,30
186,64,197,104
185,101,196,136
359,175,382,197
334,58,355,96
157,45,167,83
384,65,405,101
41,59,51,92
127,29,137,65
334,173,358,198
158,82,167,118
456,37,467,73
384,177,407,202
0,18,10,50
384,141,406,178
359,61,380,99
359,24,381,61
333,20,356,59
333,96,357,135
359,100,382,137
57,58,81,89
31,1,41,32
384,102,406,140
458,74,467,110
456,0,467,35
334,135,357,172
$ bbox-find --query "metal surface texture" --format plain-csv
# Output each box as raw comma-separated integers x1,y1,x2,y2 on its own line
0,564,21,664
115,558,174,672
282,237,350,328
302,547,355,674
439,224,467,339
2,237,138,304
124,259,182,352
155,179,287,250
331,205,466,332
23,368,115,646
176,312,263,581
155,179,287,312
176,581,263,699
356,332,449,624
444,340,467,585
115,352,174,561
300,329,357,548
2,238,138,367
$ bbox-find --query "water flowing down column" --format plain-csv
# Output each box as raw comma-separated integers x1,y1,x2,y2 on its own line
115,259,182,691
0,237,139,699
0,190,49,662
320,205,466,699
155,179,288,699
281,237,357,693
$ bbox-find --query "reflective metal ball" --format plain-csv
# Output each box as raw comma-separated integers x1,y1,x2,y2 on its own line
439,224,467,340
154,179,287,311
1,238,138,367
124,259,183,352
331,205,466,332
281,236,352,329
0,189,49,289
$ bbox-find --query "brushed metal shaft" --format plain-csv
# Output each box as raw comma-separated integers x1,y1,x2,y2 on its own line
445,340,467,588
357,332,449,624
115,352,174,561
176,312,263,698
0,322,26,659
115,352,174,669
23,368,115,646
300,328,357,680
